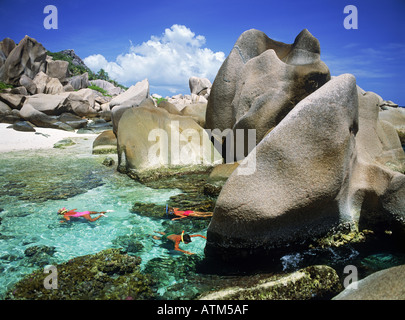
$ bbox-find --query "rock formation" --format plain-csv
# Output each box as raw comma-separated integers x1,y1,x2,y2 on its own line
205,29,330,159
205,73,405,260
116,98,222,182
0,36,47,85
189,76,211,103
110,79,150,135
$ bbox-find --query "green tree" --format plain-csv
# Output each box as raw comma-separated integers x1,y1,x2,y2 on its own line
96,69,109,81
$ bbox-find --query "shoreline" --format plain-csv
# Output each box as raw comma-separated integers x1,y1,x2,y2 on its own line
0,123,97,153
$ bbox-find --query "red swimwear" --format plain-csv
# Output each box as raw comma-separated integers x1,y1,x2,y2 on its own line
182,211,193,216
65,210,90,218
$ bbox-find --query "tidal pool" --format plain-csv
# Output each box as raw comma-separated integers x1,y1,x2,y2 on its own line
0,139,209,299
0,136,404,300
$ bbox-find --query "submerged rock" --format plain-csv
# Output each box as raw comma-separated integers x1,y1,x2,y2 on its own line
0,155,106,203
23,245,56,267
6,249,154,300
53,138,76,149
144,254,204,300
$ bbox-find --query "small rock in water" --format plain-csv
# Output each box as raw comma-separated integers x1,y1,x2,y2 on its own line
53,138,75,149
102,157,115,166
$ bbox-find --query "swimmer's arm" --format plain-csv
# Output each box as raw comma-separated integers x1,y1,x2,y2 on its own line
171,215,187,221
174,241,194,255
60,216,71,223
190,234,207,239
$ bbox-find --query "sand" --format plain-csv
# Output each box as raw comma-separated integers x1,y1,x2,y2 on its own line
0,123,97,152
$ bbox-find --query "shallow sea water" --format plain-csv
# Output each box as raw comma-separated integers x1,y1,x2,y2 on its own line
0,136,404,300
0,138,209,299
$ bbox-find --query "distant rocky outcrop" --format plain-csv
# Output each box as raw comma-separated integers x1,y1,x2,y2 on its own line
0,36,47,85
58,49,91,72
90,79,125,96
189,76,211,103
0,38,16,68
0,35,135,132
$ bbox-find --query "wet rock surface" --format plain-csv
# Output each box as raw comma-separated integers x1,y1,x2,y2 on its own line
5,249,154,300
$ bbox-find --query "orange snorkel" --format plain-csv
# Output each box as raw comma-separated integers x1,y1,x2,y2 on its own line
180,230,185,243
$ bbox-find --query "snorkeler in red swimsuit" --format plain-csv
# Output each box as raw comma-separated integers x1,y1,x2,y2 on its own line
58,208,109,223
166,207,213,221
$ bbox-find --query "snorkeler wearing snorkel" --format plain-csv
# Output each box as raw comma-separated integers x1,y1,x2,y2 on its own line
152,230,206,255
165,205,213,221
58,207,112,223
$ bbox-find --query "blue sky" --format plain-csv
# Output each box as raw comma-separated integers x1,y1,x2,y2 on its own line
0,0,404,104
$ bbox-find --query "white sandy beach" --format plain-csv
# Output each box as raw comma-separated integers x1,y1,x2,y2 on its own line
0,123,97,152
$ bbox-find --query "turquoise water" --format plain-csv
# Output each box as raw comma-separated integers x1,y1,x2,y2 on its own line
1,137,404,300
0,140,207,299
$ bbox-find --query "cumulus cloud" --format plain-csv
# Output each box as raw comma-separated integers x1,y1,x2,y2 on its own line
83,24,225,94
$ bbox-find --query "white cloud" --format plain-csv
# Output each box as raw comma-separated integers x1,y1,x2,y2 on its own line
83,24,225,95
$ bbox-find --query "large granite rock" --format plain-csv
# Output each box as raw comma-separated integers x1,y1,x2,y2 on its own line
189,76,211,102
90,79,125,96
109,78,149,108
0,37,16,68
19,74,37,95
110,79,150,135
33,71,64,94
180,102,207,127
333,264,405,300
0,93,25,110
64,88,97,117
116,98,222,181
45,57,69,82
68,72,89,90
23,89,98,118
205,74,405,260
24,93,69,115
19,103,73,130
205,29,330,159
0,36,47,85
0,100,13,123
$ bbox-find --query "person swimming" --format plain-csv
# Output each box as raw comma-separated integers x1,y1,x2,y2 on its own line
165,206,213,221
58,207,110,223
153,230,206,255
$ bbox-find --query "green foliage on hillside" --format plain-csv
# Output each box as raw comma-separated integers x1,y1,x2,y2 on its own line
46,50,92,77
153,96,168,104
0,81,14,90
47,51,128,91
88,84,111,97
